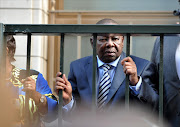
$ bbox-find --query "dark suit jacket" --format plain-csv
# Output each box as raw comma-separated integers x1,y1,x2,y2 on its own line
68,52,158,112
151,36,180,127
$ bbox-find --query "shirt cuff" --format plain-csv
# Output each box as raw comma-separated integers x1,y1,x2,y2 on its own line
129,76,142,95
62,96,74,113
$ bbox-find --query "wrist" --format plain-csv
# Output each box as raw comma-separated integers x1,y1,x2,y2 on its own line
39,94,46,104
38,94,48,116
63,95,72,105
130,75,139,86
30,90,39,100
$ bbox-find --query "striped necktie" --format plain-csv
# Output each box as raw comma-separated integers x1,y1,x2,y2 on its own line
98,64,111,109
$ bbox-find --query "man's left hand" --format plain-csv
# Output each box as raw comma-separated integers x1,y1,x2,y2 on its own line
121,56,139,86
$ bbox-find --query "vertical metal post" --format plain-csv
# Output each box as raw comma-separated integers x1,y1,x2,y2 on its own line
26,33,31,76
159,34,164,122
92,33,97,112
24,33,31,127
0,23,6,87
58,33,64,127
125,33,130,110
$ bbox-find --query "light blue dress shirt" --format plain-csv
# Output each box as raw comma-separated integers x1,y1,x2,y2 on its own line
97,56,142,95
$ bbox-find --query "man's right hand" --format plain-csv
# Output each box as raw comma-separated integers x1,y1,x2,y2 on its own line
55,72,72,105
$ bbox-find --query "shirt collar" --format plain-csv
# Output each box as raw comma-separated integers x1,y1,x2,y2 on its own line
97,55,121,68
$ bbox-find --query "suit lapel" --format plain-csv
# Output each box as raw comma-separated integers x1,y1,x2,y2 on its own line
85,56,98,95
106,52,126,104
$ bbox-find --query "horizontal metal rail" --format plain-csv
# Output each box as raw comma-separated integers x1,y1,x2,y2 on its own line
3,24,180,35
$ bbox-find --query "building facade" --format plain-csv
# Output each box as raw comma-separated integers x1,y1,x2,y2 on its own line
0,0,179,91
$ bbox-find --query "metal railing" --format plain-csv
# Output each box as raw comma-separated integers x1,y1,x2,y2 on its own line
1,24,180,127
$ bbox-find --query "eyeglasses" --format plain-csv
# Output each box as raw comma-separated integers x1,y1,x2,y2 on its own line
97,36,123,45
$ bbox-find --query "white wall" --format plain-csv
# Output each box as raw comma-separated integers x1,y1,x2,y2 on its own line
64,0,180,11
0,0,49,78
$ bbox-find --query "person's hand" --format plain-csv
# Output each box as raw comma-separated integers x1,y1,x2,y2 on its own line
121,57,139,86
21,77,36,93
55,72,72,105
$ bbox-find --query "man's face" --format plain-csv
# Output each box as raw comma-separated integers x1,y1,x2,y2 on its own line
96,34,124,63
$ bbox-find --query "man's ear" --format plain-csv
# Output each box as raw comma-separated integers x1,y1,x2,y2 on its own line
90,36,93,48
121,36,124,46
122,36,124,41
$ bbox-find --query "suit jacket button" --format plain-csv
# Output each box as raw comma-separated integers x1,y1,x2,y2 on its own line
140,97,147,103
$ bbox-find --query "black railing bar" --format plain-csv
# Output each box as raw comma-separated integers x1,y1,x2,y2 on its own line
3,33,180,37
0,23,6,88
125,33,130,110
58,33,64,127
92,33,97,112
159,34,164,123
24,33,31,127
4,24,180,35
26,33,31,77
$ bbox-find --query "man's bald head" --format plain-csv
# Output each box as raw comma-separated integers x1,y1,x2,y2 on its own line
96,18,118,25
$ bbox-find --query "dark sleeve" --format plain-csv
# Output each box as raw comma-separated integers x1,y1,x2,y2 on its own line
138,62,159,111
137,38,160,111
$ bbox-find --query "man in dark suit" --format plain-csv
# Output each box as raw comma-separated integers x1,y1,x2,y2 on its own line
151,36,180,127
55,19,158,115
